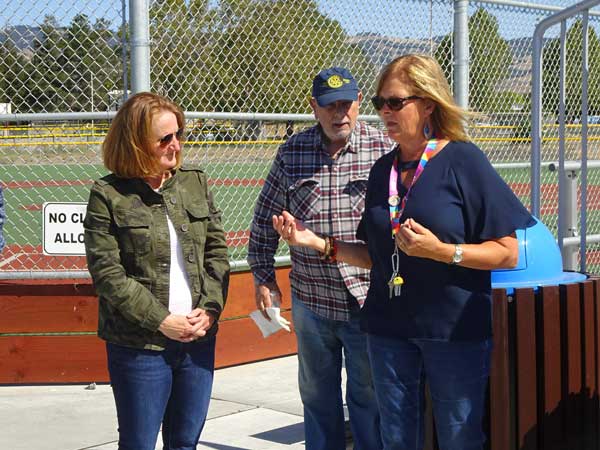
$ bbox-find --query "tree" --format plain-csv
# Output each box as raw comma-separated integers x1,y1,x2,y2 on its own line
435,8,512,113
27,15,69,112
0,37,30,112
542,19,600,121
61,14,122,111
148,0,375,114
27,14,122,112
92,17,124,111
435,34,453,87
149,0,220,111
209,0,374,113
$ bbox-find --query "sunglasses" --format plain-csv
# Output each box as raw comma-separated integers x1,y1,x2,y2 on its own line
371,95,421,111
158,128,184,146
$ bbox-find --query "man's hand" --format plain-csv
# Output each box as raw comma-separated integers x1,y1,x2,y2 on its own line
272,211,318,248
255,282,282,320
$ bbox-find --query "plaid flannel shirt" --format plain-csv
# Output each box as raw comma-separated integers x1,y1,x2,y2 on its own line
248,122,392,321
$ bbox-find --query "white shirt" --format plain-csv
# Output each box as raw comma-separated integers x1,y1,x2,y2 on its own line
166,215,193,314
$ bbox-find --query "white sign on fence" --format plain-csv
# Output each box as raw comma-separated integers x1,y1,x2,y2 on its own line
42,202,87,255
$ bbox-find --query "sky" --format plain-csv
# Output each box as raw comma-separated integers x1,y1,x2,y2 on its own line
1,0,599,41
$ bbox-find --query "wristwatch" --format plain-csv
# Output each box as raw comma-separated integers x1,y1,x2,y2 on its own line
451,244,463,265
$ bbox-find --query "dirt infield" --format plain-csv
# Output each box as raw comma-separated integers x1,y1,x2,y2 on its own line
4,177,600,274
0,228,251,272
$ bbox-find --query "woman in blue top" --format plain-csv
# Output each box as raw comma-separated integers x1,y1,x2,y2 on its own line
273,54,534,450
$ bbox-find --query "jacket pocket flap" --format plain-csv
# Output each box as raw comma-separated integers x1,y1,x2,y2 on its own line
185,203,209,219
113,209,152,228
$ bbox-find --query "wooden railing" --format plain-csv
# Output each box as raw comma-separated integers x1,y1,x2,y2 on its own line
1,274,599,449
0,268,296,384
424,278,599,450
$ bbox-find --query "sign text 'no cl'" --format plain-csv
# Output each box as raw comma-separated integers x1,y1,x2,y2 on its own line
42,202,87,255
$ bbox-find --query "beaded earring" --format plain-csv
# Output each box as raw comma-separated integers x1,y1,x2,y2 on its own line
423,122,432,140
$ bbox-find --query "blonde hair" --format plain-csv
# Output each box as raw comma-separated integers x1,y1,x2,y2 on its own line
376,54,470,142
102,92,184,178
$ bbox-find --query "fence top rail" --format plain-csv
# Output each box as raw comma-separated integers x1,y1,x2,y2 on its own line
547,160,600,171
491,160,600,170
5,229,599,279
0,112,382,123
533,0,600,37
476,0,600,17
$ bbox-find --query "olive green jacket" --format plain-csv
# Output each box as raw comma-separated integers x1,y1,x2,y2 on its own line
84,166,230,350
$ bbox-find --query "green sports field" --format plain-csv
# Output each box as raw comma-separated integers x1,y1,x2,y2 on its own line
0,160,275,266
3,161,600,273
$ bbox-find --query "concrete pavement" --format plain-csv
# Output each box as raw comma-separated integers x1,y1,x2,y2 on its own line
0,355,351,450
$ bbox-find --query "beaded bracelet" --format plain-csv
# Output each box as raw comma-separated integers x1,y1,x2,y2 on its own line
320,235,330,261
328,236,338,263
320,235,337,263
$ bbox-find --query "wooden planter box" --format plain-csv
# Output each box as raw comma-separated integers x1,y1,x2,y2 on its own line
484,279,600,450
1,273,599,450
425,278,600,450
0,268,296,384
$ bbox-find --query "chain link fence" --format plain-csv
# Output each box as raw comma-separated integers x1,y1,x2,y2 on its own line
0,0,599,276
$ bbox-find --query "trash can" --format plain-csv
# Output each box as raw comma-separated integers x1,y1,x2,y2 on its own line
491,217,587,294
487,217,594,450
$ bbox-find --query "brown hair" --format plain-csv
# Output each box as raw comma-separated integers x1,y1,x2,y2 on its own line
376,54,470,142
102,92,184,178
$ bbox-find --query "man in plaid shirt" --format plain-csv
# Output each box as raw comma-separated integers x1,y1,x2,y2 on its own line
248,67,391,450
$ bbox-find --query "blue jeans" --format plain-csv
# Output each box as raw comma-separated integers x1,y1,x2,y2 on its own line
106,337,215,450
367,335,491,450
292,298,381,450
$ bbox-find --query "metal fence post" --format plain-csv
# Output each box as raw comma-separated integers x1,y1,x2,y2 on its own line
121,0,129,102
129,0,151,93
564,170,579,271
453,0,469,108
580,10,591,273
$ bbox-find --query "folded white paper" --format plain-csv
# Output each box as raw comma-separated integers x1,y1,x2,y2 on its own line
250,306,291,338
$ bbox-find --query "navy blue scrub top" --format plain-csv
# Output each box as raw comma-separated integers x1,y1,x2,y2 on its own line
357,141,535,341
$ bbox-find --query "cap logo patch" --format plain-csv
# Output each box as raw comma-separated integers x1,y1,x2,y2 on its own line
326,75,344,89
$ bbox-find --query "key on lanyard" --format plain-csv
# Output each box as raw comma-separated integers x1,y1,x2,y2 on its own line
387,247,404,299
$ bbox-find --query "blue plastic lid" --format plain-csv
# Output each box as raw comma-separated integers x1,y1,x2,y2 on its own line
491,217,587,293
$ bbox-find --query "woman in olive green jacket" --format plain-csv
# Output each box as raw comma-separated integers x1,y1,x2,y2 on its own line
84,92,229,450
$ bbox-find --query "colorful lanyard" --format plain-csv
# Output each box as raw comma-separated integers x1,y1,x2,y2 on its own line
388,139,438,236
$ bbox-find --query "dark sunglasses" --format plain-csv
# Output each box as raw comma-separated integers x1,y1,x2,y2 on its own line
159,128,184,146
371,95,421,111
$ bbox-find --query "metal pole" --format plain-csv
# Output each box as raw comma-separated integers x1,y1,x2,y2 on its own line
90,72,94,112
429,0,434,55
453,0,469,108
474,0,600,17
129,0,151,93
558,21,568,264
121,0,129,102
531,29,543,217
563,170,579,270
90,72,94,135
580,11,590,272
529,0,600,217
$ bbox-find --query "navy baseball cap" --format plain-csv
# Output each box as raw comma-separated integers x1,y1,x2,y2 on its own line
311,67,359,107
